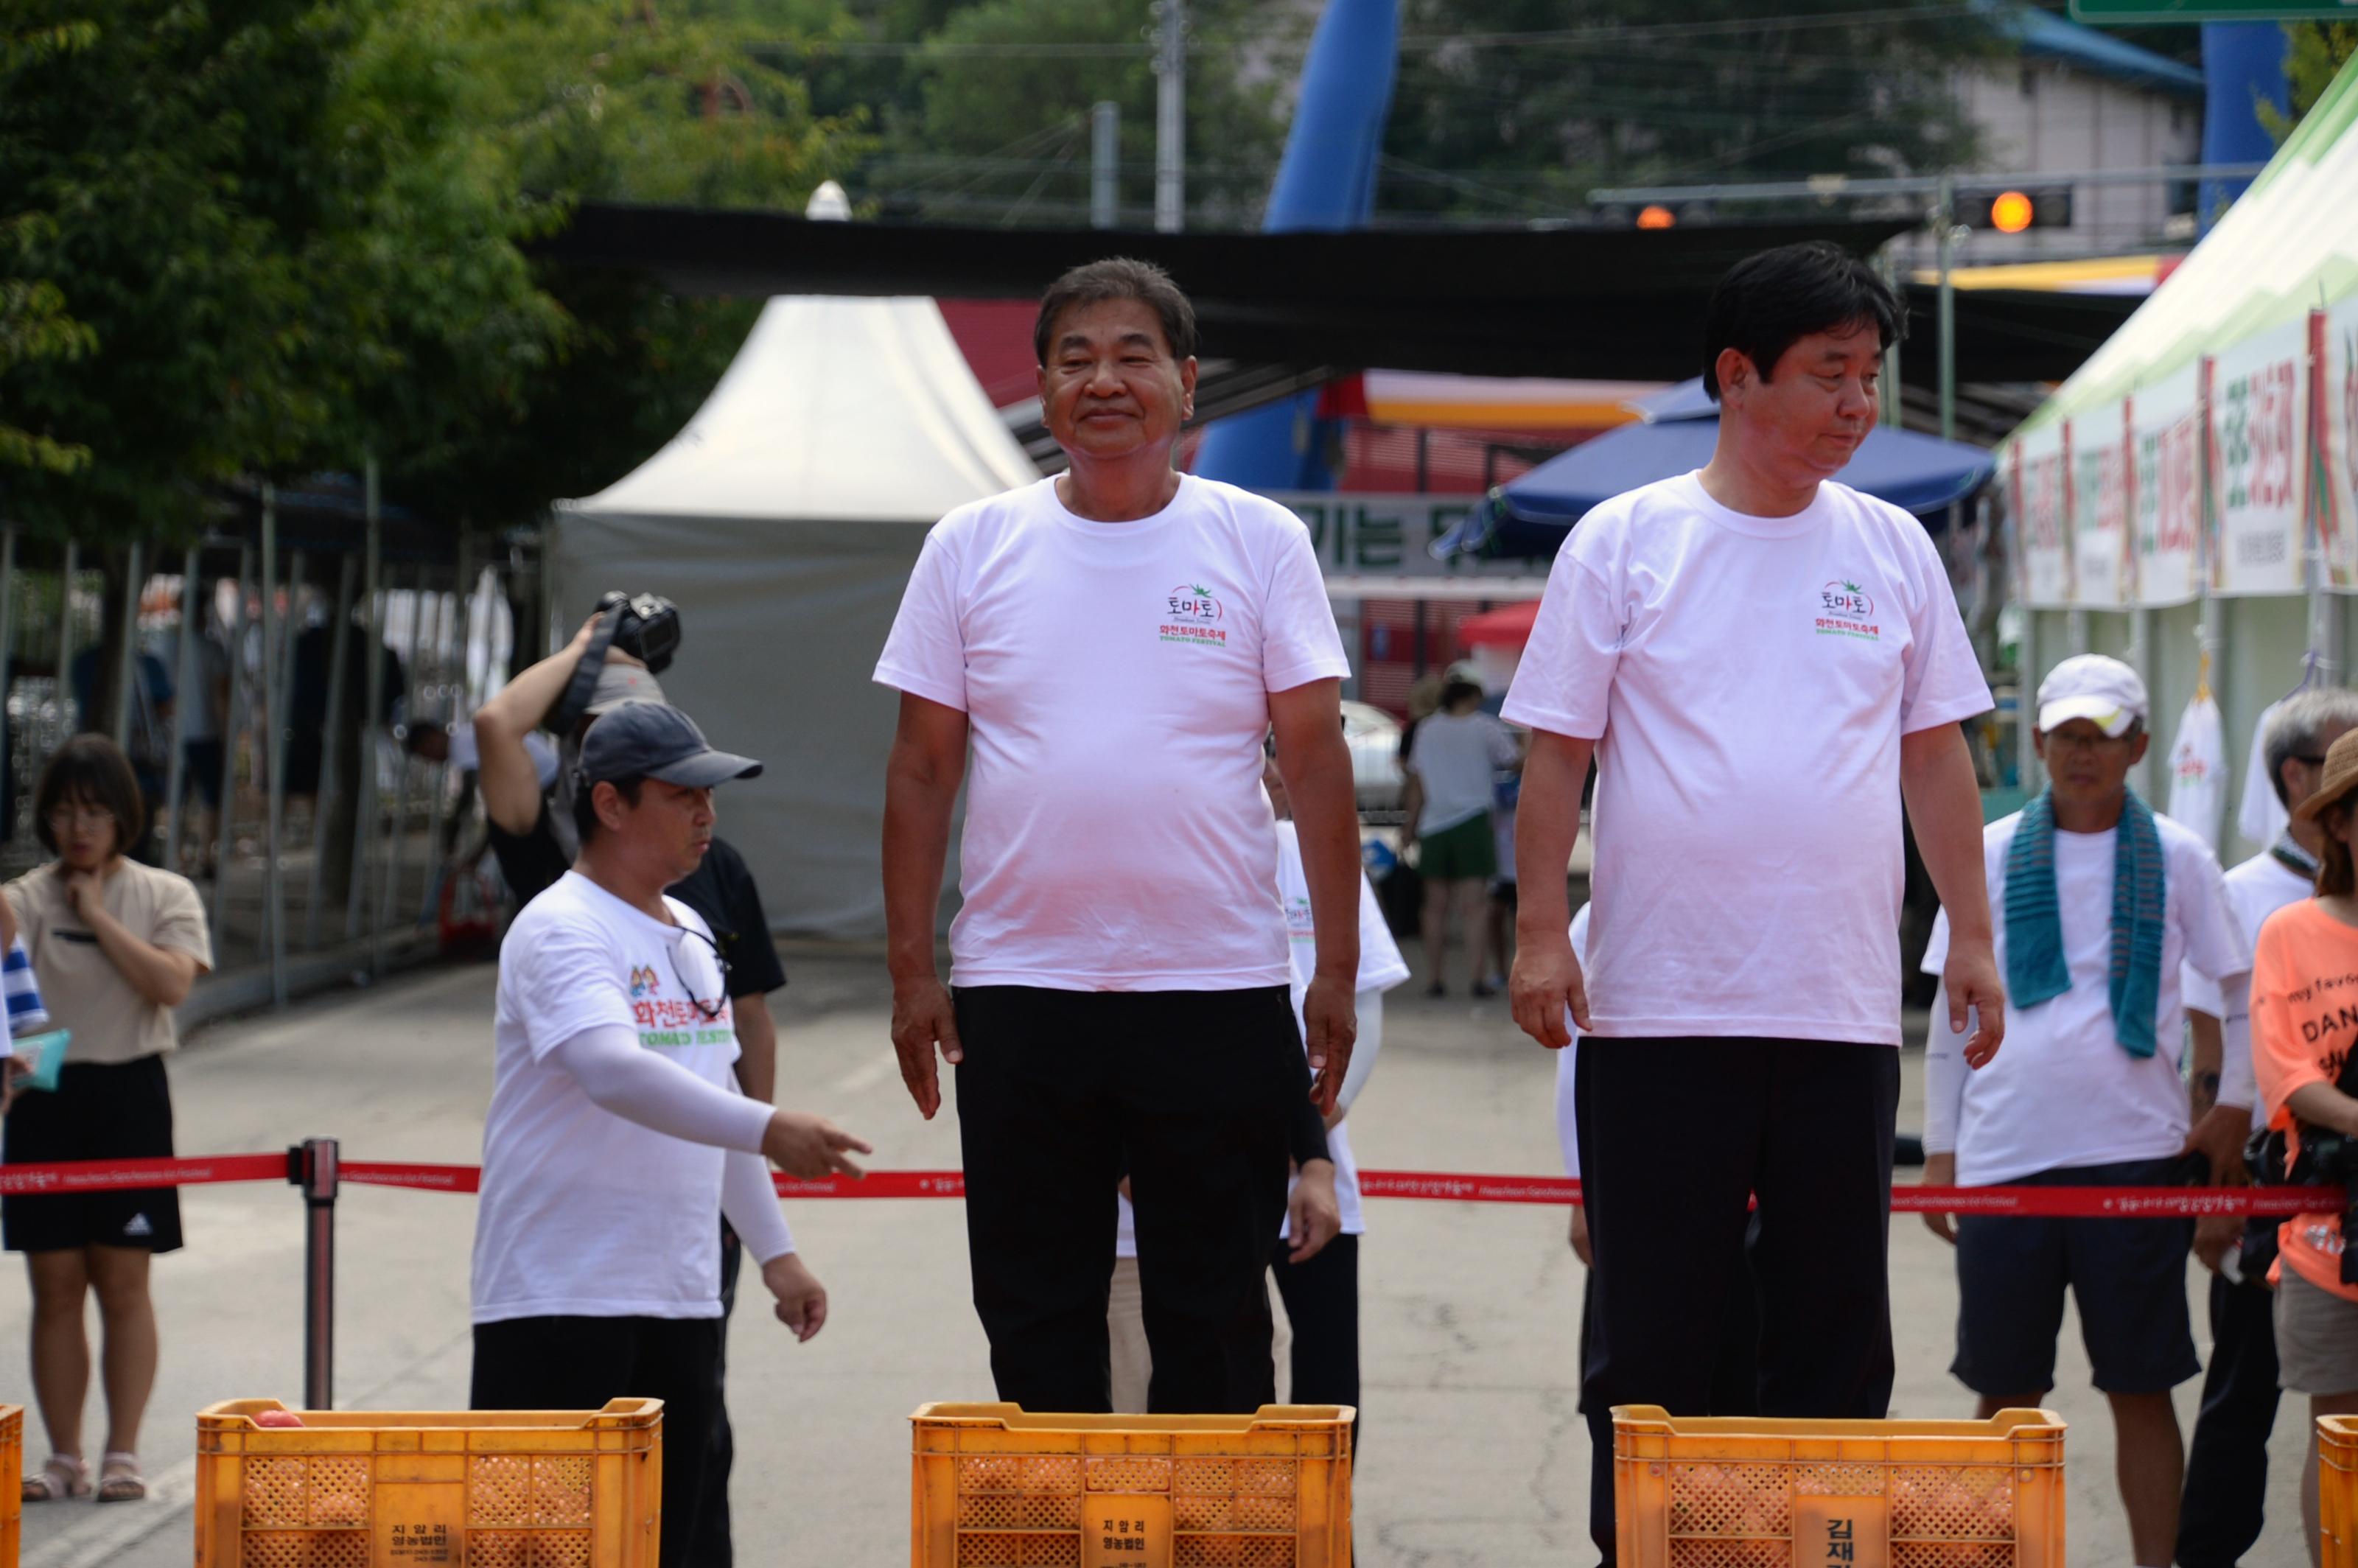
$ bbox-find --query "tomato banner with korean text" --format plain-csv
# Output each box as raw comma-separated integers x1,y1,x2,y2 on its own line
2130,366,2204,606
2013,421,2071,608
2209,318,2309,597
2068,407,2132,608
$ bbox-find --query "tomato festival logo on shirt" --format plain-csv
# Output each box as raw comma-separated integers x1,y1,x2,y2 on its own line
627,965,660,998
1814,579,1881,642
1160,582,1229,648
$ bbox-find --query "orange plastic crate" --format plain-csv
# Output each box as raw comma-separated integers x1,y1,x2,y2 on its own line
1612,1404,2066,1568
2322,1415,2358,1564
194,1399,662,1568
2,1404,21,1568
909,1403,1353,1568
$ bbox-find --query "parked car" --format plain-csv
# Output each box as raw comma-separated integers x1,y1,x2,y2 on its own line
1342,700,1404,819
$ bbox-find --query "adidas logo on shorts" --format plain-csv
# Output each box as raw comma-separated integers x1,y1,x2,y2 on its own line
122,1214,152,1239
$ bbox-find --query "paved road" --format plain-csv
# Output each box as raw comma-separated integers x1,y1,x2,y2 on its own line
0,954,2312,1567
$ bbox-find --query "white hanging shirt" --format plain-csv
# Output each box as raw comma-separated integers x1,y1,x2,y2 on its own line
2163,693,2228,854
1502,472,1992,1046
875,475,1350,992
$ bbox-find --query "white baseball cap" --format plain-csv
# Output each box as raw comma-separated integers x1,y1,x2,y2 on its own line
2036,654,2147,738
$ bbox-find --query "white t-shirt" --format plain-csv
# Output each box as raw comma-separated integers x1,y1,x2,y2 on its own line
1404,710,1516,836
1500,472,1993,1046
1922,810,2250,1186
2164,693,2228,854
874,475,1350,991
473,872,746,1323
2240,699,2291,850
2183,850,2312,1113
1555,905,1592,1180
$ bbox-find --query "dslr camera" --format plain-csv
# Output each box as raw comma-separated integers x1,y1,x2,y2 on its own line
2247,1099,2358,1286
546,589,684,735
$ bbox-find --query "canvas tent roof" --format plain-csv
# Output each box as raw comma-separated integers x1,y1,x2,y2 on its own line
553,296,1037,939
2009,63,2358,445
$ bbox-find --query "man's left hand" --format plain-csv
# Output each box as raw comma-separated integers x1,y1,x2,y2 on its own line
1300,974,1356,1118
2193,1214,2243,1275
1942,939,2005,1069
762,1252,829,1342
2182,1104,2253,1188
1286,1160,1341,1264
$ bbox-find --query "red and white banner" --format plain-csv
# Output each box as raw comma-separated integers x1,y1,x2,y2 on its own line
2068,407,2133,607
2130,366,2205,606
2317,302,2358,591
2013,422,2072,608
2210,318,2310,597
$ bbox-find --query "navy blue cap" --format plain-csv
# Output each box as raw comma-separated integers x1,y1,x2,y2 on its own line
578,701,762,789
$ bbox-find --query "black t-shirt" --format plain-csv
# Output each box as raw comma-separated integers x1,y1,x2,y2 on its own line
488,808,786,999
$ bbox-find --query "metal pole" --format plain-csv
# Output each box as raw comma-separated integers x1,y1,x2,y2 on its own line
0,529,13,841
55,540,76,735
162,550,197,874
306,554,357,951
349,460,384,961
1935,173,1956,447
209,547,251,940
1878,246,1902,430
423,567,462,870
111,541,142,752
1091,101,1120,229
379,567,426,937
1152,0,1186,233
290,1137,339,1410
2018,610,2039,792
265,549,304,1005
259,499,279,978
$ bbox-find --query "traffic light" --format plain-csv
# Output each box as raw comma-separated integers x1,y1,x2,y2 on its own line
1967,189,2072,232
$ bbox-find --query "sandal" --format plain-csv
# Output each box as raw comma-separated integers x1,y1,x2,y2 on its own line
95,1453,144,1504
24,1453,91,1502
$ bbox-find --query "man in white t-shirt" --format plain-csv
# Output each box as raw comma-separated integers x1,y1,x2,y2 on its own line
470,702,871,1568
1501,242,2004,1563
1402,662,1520,996
2176,685,2358,1568
1920,656,2248,1568
875,258,1362,1415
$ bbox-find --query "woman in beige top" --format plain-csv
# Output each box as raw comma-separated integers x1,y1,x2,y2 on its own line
4,736,211,1505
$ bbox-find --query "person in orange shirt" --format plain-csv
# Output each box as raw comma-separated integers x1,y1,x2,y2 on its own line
2250,724,2358,1564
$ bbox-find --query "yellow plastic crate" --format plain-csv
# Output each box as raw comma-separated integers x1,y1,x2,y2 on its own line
194,1399,662,1568
2,1404,21,1568
2321,1415,2358,1564
909,1403,1353,1568
1612,1405,2066,1568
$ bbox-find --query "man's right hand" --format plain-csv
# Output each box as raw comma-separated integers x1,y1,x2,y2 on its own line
1568,1202,1592,1266
761,1110,872,1180
2193,1214,2242,1275
1920,1151,1960,1245
890,973,963,1120
1510,929,1587,1047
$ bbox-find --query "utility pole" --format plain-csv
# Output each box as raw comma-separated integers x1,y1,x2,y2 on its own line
1152,0,1186,232
1091,101,1119,229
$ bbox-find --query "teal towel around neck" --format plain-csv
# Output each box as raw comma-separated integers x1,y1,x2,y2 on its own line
2002,788,2167,1059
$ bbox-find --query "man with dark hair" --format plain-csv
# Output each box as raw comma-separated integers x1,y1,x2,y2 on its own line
878,255,1358,1415
469,701,869,1568
2177,685,2358,1568
470,623,789,1568
1505,241,2006,1561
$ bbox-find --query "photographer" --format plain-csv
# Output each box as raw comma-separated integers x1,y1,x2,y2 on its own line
470,701,867,1568
471,607,791,1568
2250,726,2358,1565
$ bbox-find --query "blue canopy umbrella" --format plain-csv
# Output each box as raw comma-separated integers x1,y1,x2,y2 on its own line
1433,377,1996,560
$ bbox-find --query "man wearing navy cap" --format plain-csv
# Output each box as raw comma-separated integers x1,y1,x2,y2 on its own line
468,702,871,1568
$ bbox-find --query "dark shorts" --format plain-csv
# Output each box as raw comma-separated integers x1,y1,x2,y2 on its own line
1418,813,1495,882
4,1054,184,1253
1952,1157,2198,1396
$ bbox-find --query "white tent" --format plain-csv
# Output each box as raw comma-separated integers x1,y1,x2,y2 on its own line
553,295,1038,938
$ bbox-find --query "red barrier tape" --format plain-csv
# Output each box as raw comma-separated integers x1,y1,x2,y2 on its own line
0,1154,2343,1219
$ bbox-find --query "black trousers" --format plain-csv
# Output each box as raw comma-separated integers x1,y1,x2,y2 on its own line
1576,1218,1761,1418
1577,1037,1900,1567
687,1225,744,1568
955,984,1304,1414
2177,1256,2284,1568
472,1314,723,1568
1270,1231,1360,1444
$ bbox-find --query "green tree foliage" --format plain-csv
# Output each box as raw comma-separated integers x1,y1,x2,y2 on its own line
864,0,1298,228
2260,21,2358,142
1376,0,2004,220
0,0,867,540
0,21,99,477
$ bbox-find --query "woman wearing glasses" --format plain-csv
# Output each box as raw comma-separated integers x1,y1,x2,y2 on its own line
5,735,211,1505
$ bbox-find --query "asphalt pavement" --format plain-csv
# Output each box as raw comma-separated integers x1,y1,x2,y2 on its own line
0,949,2315,1567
